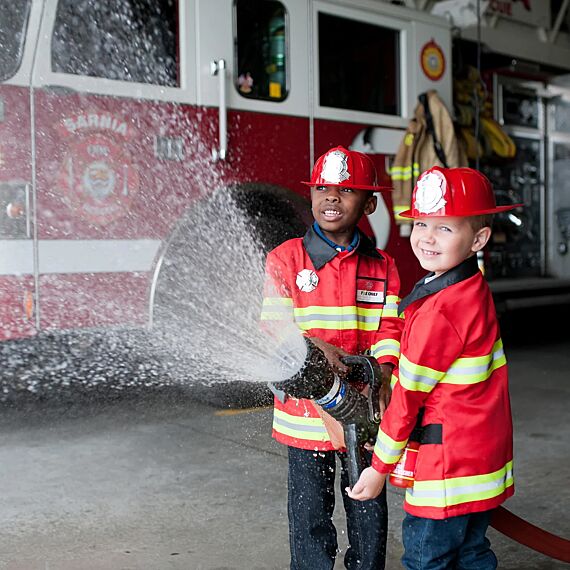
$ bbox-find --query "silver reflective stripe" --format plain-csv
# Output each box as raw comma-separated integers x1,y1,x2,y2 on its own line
374,440,402,459
449,363,494,374
399,361,439,387
372,340,400,353
294,313,379,323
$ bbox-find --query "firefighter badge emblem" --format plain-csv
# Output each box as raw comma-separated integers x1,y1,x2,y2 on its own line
57,114,139,225
415,171,447,214
321,150,350,184
296,269,319,292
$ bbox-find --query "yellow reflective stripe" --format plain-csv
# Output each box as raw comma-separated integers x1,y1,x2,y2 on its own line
273,408,330,442
393,205,411,223
399,354,445,393
373,429,408,465
294,306,381,331
260,312,292,321
390,163,420,181
296,321,380,331
382,295,401,318
260,297,294,320
262,296,293,306
441,339,506,385
370,338,400,360
392,204,411,223
400,340,507,390
294,306,379,316
390,373,398,389
406,461,514,508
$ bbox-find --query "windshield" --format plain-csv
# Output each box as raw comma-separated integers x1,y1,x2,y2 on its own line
51,0,179,86
0,0,31,81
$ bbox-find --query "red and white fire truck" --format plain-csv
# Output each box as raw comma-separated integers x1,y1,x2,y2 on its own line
1,0,570,359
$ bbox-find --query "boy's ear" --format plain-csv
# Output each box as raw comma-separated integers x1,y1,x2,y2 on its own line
364,194,377,216
471,226,492,252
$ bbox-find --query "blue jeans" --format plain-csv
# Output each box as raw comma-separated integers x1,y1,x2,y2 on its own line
402,511,498,570
287,446,387,570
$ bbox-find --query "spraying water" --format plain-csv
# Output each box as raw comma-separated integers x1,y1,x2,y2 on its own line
150,186,309,389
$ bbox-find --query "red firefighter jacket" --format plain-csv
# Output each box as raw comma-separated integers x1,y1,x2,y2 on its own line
261,226,403,451
372,255,514,519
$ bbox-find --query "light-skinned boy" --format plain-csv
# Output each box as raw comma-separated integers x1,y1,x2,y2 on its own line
347,166,520,570
261,146,403,569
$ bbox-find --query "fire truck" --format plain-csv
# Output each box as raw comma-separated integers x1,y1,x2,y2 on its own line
1,0,570,392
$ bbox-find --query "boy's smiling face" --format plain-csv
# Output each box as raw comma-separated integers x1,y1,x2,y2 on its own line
411,215,491,277
311,185,377,247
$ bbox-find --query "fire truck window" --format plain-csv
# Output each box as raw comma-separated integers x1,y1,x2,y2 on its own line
318,13,400,116
553,98,570,133
51,0,178,87
0,0,31,81
235,0,288,102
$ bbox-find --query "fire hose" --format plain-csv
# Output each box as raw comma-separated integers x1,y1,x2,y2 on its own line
490,507,570,563
272,338,570,563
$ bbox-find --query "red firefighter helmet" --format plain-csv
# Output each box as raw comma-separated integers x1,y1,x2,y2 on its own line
301,146,391,191
400,166,523,218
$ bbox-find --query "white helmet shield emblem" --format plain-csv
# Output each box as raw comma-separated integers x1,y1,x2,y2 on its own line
321,150,350,184
415,171,447,214
296,269,319,292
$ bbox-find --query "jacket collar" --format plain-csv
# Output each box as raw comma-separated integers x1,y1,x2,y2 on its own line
398,255,480,316
303,225,383,270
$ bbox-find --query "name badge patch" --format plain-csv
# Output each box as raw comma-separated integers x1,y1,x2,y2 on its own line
356,277,386,305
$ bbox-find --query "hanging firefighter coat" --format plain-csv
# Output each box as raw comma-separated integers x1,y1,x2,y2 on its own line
390,90,468,223
371,255,514,519
261,225,403,451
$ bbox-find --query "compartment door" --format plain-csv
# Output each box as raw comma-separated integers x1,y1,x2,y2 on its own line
0,0,37,339
547,95,570,279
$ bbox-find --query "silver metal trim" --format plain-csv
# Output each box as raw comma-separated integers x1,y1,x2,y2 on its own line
210,58,227,161
539,103,547,275
24,182,31,238
147,214,188,330
29,0,47,331
314,375,341,406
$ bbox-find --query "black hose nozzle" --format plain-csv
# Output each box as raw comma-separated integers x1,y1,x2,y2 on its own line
272,338,385,486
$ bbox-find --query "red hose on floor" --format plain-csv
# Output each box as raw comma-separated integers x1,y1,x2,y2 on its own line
491,506,570,563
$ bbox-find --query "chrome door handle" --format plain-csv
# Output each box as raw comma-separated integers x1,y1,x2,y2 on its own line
210,59,227,161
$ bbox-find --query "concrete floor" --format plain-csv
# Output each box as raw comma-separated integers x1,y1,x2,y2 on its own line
0,316,568,570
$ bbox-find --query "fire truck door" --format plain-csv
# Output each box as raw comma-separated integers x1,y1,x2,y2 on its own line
196,0,311,173
0,0,38,340
29,0,185,332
